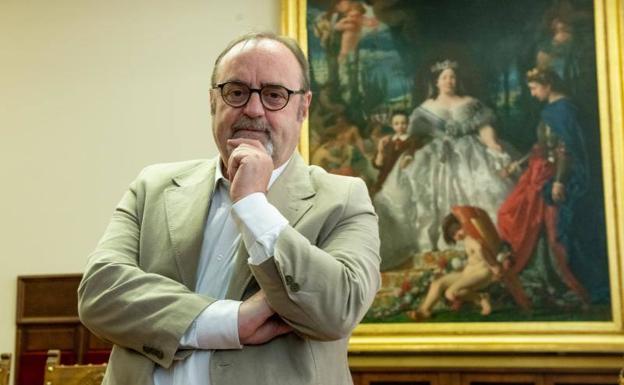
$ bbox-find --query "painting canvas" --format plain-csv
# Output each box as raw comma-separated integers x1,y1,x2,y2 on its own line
299,0,614,326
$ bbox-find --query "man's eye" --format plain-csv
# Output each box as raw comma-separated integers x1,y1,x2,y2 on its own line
264,88,287,99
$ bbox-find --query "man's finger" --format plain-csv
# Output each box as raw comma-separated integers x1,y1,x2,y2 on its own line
227,139,266,177
238,290,276,342
227,150,242,181
242,318,293,345
227,144,255,180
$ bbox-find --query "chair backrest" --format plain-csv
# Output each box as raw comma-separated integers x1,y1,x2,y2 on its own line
43,350,107,385
0,353,10,385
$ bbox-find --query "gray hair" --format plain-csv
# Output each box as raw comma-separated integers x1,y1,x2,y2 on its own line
210,32,310,91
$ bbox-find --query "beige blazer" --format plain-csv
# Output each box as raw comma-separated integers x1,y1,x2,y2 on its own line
78,153,380,385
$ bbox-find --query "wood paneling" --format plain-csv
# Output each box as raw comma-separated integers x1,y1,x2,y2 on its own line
17,275,81,323
15,275,111,385
460,373,544,385
544,374,619,385
360,372,441,385
350,370,620,385
23,326,77,351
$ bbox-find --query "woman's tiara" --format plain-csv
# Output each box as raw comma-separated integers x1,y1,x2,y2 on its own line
431,59,458,73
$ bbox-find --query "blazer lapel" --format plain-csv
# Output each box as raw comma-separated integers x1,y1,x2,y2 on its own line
267,153,316,227
165,159,217,290
226,153,316,300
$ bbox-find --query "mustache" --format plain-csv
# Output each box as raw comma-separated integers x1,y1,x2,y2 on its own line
232,116,273,135
230,116,274,156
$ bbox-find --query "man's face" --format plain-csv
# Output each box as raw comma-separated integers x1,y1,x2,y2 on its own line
210,39,312,169
528,81,550,102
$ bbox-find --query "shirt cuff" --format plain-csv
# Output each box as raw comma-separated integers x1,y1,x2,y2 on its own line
180,300,243,350
231,192,288,265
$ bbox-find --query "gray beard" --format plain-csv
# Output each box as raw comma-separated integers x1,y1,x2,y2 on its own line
231,116,275,157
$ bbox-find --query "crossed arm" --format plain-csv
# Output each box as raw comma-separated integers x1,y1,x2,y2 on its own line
79,140,380,367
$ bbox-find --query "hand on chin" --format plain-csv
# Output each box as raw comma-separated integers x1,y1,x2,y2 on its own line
225,138,274,203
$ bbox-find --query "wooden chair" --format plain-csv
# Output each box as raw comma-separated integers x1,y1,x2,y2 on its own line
43,350,107,385
0,353,10,385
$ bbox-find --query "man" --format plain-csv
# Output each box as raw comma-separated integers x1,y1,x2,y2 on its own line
78,32,381,385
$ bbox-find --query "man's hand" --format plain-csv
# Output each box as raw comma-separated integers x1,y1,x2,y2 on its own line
238,290,292,345
226,138,274,203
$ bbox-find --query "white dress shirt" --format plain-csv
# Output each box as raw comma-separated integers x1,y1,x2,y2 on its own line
154,158,289,385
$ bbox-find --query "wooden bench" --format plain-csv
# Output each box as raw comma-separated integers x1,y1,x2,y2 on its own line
44,349,106,385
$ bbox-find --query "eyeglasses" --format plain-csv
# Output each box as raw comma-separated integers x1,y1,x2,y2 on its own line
213,81,306,111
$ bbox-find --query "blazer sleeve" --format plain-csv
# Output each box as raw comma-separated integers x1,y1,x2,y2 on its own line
249,177,381,341
77,172,214,369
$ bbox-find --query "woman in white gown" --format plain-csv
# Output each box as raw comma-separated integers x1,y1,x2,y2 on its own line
375,60,516,271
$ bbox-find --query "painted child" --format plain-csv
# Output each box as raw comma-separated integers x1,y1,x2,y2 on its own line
416,208,504,318
372,111,421,194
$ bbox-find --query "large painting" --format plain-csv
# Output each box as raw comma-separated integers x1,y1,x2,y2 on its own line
282,0,624,352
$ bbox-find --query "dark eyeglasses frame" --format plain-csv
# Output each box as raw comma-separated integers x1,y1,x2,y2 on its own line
213,81,306,111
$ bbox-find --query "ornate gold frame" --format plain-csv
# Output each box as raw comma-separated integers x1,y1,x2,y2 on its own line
282,0,624,356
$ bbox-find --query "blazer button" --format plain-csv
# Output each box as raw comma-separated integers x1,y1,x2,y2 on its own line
285,275,294,285
290,282,300,292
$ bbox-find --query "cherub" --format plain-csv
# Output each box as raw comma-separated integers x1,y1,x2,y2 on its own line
414,206,531,318
333,0,378,62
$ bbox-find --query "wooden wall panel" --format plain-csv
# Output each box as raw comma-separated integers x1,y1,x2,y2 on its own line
15,275,111,385
21,326,76,351
17,275,81,323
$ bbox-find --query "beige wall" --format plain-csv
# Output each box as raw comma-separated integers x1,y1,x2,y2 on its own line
0,0,280,375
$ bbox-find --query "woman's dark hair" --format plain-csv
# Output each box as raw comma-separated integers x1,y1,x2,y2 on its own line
427,59,465,99
442,213,462,245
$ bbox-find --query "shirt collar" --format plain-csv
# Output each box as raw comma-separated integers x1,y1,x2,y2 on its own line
214,154,292,191
392,133,409,141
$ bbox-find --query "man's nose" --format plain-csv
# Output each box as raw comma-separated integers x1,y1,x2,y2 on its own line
243,92,265,118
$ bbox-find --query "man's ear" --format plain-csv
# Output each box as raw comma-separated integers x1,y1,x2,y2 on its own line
297,91,313,121
209,89,216,115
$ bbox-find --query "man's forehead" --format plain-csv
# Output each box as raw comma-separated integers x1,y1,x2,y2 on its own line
221,39,292,68
217,39,300,83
